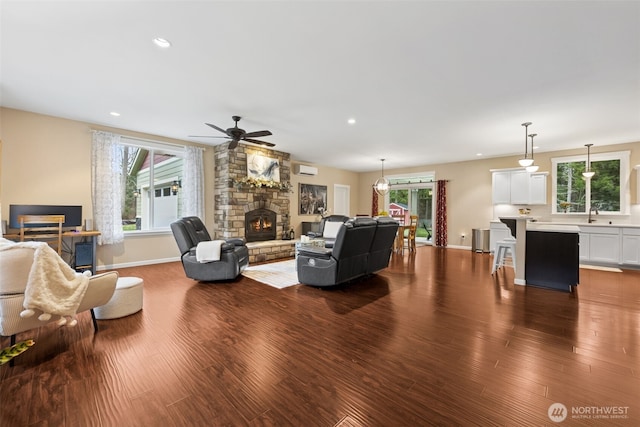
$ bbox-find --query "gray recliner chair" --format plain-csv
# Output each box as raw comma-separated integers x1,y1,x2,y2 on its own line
170,217,249,282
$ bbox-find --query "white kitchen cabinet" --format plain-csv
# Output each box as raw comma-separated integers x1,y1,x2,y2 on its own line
579,226,620,264
510,170,530,204
579,232,590,261
529,173,547,205
492,171,511,204
621,228,640,265
491,170,547,205
635,165,640,204
590,234,620,263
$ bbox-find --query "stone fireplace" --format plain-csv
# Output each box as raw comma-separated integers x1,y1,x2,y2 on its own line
244,207,277,242
213,144,292,246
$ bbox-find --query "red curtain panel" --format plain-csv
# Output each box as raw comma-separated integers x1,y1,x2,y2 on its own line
372,188,379,217
435,180,447,247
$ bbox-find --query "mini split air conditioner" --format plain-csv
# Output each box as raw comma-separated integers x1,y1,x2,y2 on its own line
294,164,318,176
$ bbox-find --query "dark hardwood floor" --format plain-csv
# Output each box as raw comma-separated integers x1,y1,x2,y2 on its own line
2,246,639,426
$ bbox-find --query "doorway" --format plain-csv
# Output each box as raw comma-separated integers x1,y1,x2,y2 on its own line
333,184,350,216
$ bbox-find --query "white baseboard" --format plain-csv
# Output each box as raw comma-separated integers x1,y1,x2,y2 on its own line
446,244,472,250
97,256,180,271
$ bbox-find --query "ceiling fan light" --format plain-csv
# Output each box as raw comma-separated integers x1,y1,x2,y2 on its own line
519,158,534,167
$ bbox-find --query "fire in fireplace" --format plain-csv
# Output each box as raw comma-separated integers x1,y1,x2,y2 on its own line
245,208,277,242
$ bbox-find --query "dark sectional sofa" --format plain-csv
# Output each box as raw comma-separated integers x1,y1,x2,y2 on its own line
296,216,399,287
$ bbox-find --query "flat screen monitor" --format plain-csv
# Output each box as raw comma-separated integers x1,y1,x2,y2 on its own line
9,205,83,229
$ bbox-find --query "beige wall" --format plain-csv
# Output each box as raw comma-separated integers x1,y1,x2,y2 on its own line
0,138,2,236
288,163,360,236
2,107,639,267
0,108,214,269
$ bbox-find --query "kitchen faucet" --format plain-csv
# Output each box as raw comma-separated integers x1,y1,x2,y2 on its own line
588,206,599,223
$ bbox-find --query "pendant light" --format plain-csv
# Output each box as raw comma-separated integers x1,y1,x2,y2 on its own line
374,158,390,196
525,133,539,172
518,122,534,167
582,144,595,178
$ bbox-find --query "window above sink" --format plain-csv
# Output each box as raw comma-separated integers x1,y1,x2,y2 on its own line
552,150,630,215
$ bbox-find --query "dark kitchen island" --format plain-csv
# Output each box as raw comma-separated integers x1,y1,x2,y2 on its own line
525,223,580,292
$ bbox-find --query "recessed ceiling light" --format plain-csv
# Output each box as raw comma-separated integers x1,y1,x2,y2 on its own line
476,153,483,156
152,37,171,48
347,118,356,125
110,111,121,117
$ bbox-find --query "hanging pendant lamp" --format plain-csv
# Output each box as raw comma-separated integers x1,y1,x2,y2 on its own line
525,133,539,172
582,144,595,178
374,158,390,196
518,122,534,167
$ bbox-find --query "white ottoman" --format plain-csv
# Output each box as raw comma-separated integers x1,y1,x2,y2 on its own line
94,276,144,320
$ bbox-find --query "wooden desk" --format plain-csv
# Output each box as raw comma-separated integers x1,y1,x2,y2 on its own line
4,230,101,274
4,230,100,240
62,230,101,238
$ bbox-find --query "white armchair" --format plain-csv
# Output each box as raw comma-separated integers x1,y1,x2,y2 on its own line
0,239,118,361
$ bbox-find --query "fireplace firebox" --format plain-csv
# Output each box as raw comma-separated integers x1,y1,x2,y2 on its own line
245,208,277,242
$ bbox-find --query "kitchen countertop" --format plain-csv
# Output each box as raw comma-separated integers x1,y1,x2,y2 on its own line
532,221,640,229
526,223,580,233
491,220,640,229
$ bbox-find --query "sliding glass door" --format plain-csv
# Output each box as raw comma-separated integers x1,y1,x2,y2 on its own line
388,182,434,243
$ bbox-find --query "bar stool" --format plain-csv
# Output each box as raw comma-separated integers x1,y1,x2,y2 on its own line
492,237,516,275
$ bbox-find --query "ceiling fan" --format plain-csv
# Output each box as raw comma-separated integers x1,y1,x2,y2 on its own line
190,116,274,149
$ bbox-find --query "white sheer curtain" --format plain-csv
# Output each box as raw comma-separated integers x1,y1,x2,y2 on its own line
181,146,204,219
91,131,124,245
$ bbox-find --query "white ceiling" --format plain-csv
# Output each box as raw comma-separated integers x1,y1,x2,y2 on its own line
2,1,639,172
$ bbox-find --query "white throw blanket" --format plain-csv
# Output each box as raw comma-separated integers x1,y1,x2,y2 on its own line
0,239,90,325
196,240,226,263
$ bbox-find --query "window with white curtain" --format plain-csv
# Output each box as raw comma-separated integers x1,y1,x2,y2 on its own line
120,138,186,232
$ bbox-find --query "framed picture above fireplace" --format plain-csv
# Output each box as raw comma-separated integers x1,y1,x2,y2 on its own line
247,153,280,182
299,183,327,215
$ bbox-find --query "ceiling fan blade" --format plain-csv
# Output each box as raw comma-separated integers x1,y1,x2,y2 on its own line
244,138,275,147
188,135,229,138
243,130,272,138
205,123,228,134
228,139,239,149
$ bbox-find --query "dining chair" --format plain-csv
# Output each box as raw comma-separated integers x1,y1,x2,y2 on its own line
405,215,418,252
18,214,65,255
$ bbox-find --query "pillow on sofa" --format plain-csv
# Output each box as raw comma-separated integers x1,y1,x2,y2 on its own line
323,221,343,239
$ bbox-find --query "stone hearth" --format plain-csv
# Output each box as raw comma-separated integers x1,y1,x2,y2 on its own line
245,240,296,263
213,144,292,243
